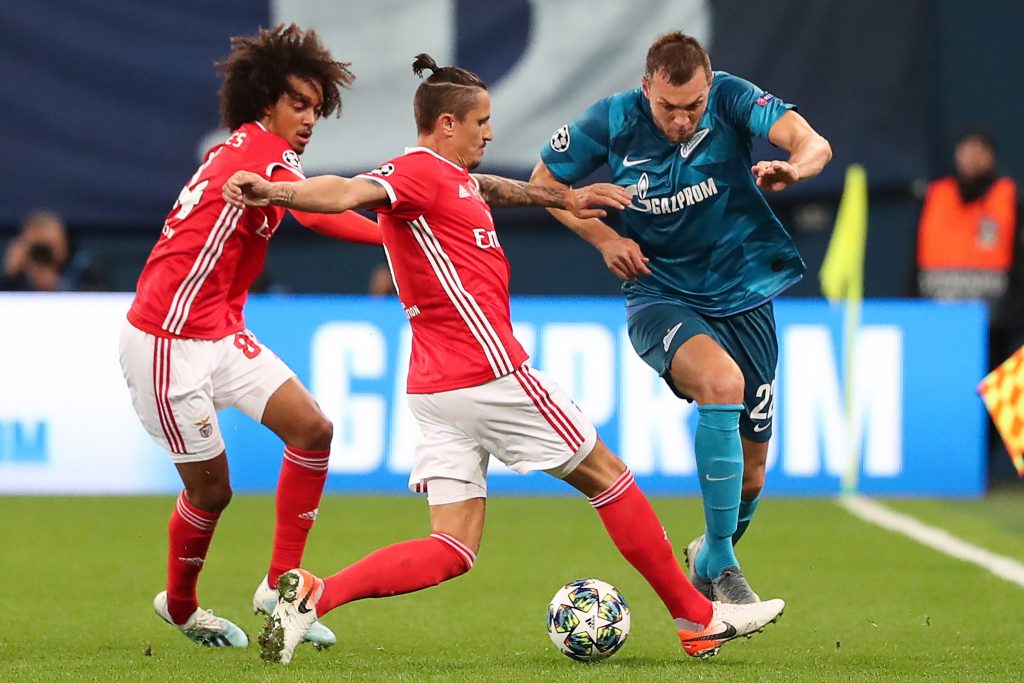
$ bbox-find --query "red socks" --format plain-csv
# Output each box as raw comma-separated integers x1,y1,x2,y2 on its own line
590,469,713,627
317,533,474,615
166,492,219,624
268,446,330,588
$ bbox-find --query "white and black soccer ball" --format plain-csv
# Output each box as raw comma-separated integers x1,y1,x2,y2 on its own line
547,578,630,662
550,125,571,152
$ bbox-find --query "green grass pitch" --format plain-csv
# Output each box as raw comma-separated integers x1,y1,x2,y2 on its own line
1,491,1023,681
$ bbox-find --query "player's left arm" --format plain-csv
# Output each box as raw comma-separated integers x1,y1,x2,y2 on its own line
289,209,383,245
223,171,390,213
753,111,833,192
472,174,631,219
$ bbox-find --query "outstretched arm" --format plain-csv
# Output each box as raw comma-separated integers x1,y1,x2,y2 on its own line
223,171,390,213
472,174,631,219
290,210,383,245
529,162,651,282
752,110,833,192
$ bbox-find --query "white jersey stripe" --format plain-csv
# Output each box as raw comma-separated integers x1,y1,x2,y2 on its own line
409,216,514,375
411,215,511,371
164,206,242,334
409,224,504,377
408,216,508,374
169,206,242,334
161,203,235,332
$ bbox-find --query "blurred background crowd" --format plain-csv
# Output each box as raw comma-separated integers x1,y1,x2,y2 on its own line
2,0,1021,477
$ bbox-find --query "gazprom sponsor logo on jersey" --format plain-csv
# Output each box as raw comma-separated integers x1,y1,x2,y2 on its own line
630,178,719,215
0,419,48,464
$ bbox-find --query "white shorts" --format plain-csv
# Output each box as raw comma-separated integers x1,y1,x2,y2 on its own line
118,321,295,463
407,365,598,504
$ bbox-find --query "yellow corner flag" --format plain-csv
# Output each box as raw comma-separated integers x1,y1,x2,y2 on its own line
820,164,868,304
978,346,1024,477
820,165,869,495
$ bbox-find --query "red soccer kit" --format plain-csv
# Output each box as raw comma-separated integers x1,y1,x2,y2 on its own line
357,147,528,393
128,122,380,339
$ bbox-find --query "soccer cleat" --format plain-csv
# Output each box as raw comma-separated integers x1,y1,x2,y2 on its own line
259,569,322,664
253,576,337,650
153,591,249,648
712,567,761,605
678,598,784,659
683,535,715,600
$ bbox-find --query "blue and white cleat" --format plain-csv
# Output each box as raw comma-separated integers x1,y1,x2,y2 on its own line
153,590,249,648
253,575,336,650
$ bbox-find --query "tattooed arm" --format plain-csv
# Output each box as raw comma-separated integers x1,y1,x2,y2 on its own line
472,174,631,219
223,171,388,213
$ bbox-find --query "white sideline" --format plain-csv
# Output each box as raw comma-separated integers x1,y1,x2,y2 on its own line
838,494,1024,589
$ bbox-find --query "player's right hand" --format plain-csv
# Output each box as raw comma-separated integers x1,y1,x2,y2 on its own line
565,183,633,219
597,237,651,282
223,170,273,208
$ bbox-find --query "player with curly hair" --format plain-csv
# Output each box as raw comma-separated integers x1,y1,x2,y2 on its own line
119,24,381,650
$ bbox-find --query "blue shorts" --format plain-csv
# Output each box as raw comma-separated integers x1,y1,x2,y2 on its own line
626,299,778,442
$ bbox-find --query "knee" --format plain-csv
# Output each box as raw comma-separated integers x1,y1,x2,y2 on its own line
693,369,744,405
293,414,333,451
186,482,233,514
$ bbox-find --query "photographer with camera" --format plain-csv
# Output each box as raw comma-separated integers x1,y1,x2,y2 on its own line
1,210,107,291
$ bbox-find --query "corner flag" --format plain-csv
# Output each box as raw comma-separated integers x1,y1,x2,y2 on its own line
820,165,868,304
819,165,869,495
978,346,1024,477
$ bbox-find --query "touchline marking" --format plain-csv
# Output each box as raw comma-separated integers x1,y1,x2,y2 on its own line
839,494,1024,589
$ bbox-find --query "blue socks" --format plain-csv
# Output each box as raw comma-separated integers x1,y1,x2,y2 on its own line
693,404,744,579
733,494,761,545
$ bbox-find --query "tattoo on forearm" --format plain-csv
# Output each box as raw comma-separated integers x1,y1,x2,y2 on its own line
472,174,566,210
273,186,297,208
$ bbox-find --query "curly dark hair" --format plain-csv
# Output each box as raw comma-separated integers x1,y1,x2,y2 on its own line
411,53,487,134
216,24,355,131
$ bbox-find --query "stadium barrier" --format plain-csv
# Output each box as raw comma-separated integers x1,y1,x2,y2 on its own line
0,294,985,496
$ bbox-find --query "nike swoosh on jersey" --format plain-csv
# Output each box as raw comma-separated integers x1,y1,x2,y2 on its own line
753,423,771,432
622,155,652,167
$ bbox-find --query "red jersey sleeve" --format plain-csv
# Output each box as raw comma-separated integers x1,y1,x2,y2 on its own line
356,154,438,220
290,209,383,245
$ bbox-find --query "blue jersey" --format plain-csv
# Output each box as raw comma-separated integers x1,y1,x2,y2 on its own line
541,71,805,317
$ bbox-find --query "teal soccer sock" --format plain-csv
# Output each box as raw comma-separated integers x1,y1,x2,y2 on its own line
733,494,761,545
693,404,744,579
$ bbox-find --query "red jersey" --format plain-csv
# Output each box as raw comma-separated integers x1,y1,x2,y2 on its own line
128,122,303,339
358,147,529,393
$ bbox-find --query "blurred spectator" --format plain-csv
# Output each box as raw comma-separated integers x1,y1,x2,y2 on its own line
916,130,1021,366
1,210,109,291
368,262,397,297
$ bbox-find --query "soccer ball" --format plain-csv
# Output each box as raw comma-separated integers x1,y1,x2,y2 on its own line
547,578,630,662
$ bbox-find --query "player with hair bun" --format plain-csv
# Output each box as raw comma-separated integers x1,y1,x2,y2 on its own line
224,53,786,666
